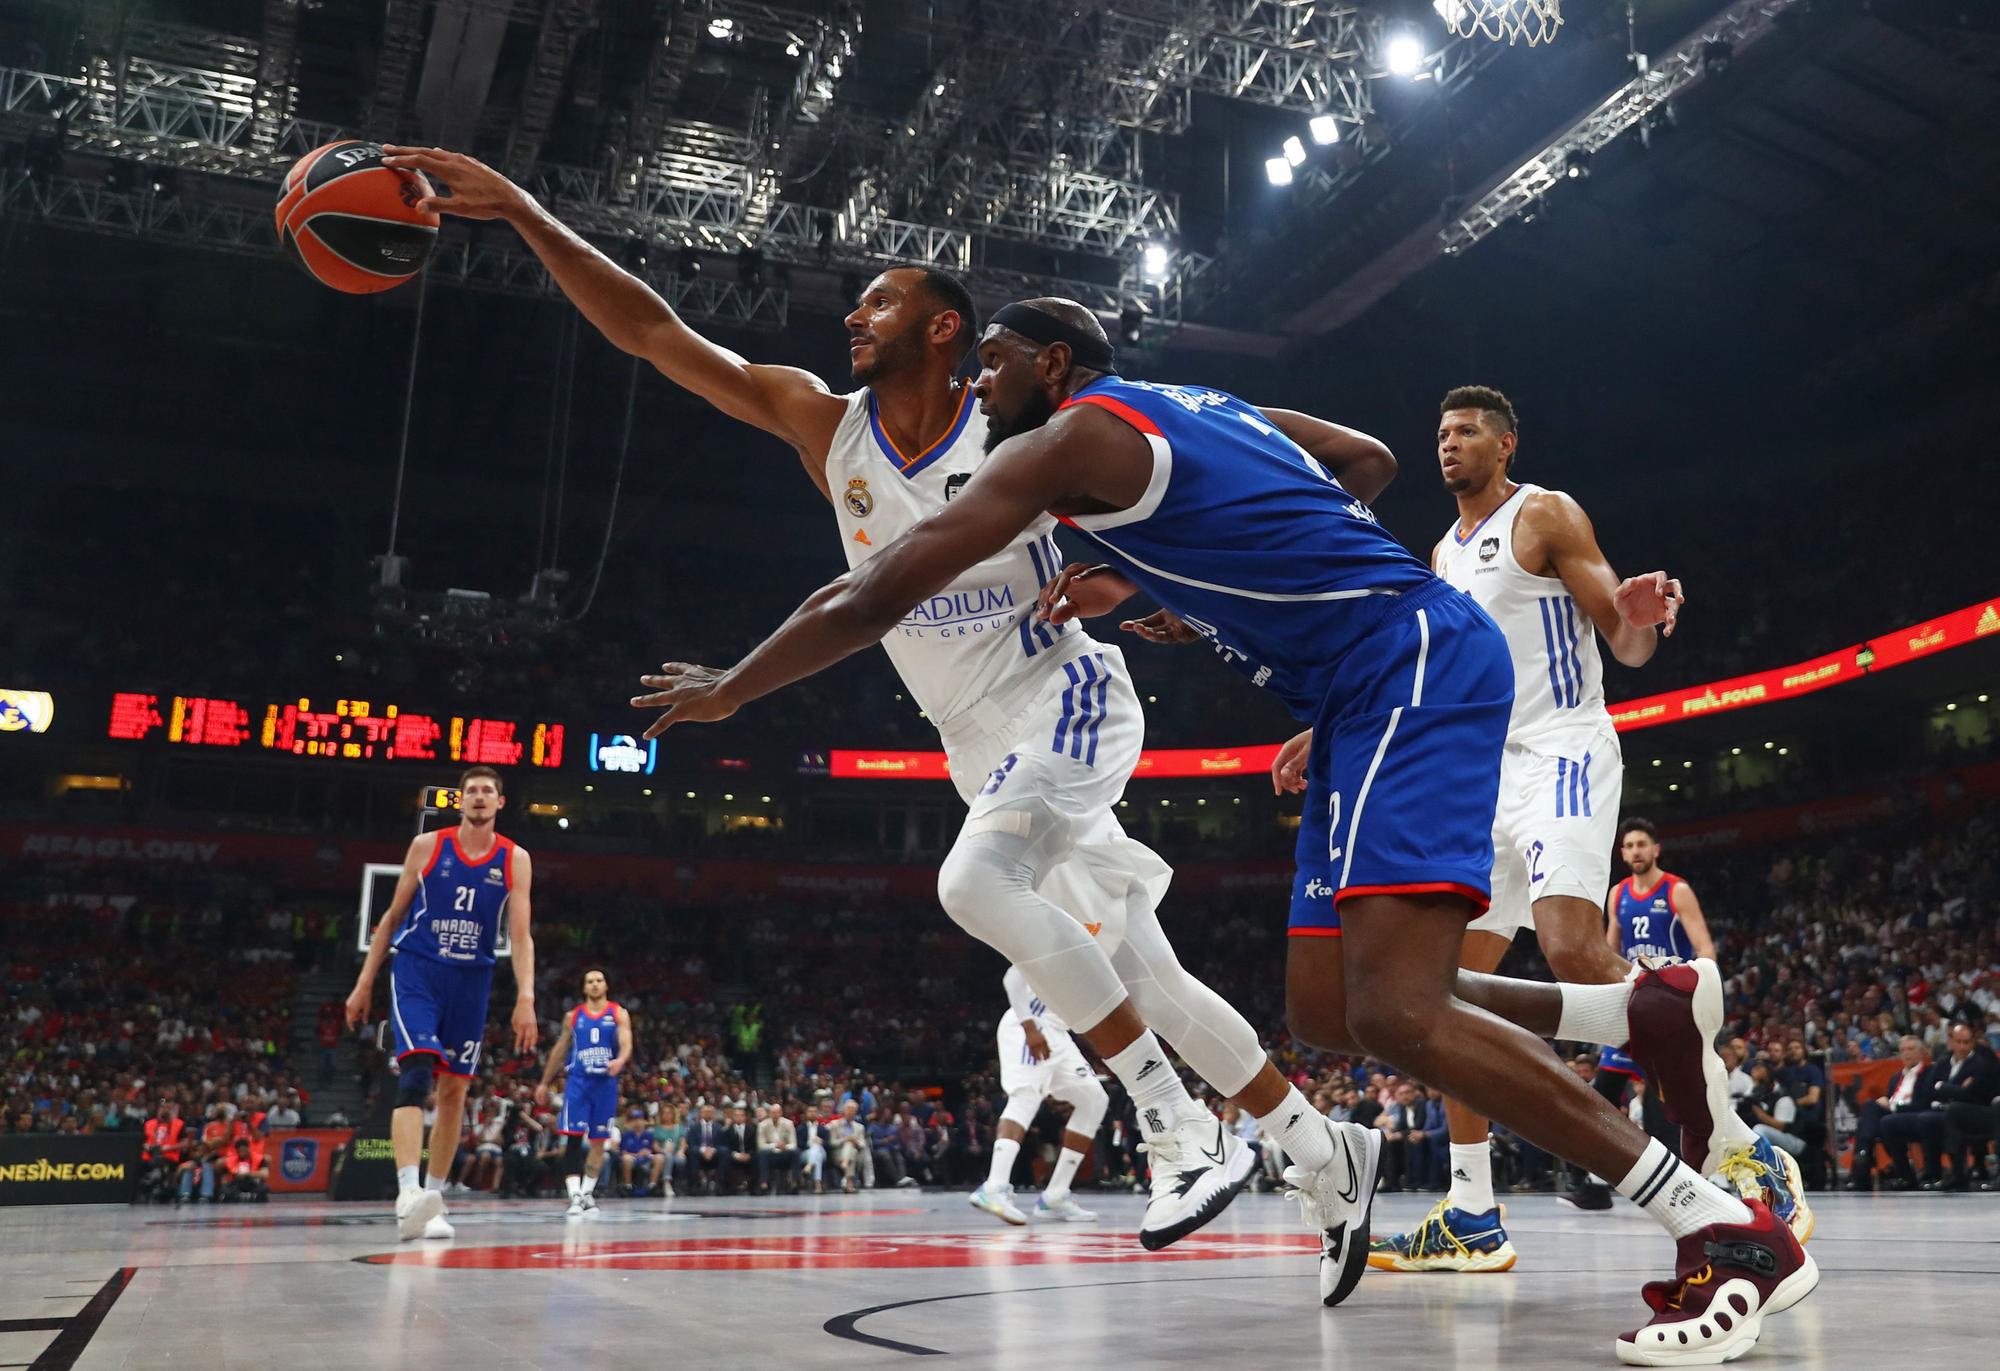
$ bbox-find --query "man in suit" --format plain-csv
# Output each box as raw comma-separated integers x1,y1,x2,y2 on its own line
1848,1036,1931,1190
1378,1082,1434,1193
685,1102,725,1196
1933,1023,2000,1190
722,1104,756,1195
755,1102,799,1195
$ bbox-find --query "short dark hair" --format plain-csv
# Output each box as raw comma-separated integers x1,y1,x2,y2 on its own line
460,764,503,793
1620,816,1659,843
914,267,978,352
1441,385,1519,437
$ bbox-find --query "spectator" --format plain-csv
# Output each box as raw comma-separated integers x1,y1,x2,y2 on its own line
797,1104,829,1194
722,1105,756,1195
1849,1036,1932,1189
756,1102,799,1195
828,1100,873,1192
265,1089,302,1131
1931,1022,2000,1190
685,1103,726,1196
222,1136,268,1201
1744,1059,1806,1161
652,1103,689,1196
619,1108,666,1196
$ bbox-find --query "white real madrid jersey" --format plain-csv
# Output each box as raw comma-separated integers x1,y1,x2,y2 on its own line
1437,483,1610,749
825,386,1089,729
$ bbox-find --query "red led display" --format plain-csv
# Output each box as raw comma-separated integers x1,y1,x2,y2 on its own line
107,693,164,741
169,696,251,748
110,692,563,768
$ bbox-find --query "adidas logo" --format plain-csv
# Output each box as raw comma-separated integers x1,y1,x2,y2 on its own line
1134,1058,1163,1081
1453,1168,1470,1181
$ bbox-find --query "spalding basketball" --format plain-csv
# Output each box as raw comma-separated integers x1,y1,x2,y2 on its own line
275,140,439,294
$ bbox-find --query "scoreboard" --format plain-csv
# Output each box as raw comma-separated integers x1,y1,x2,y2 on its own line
107,691,565,769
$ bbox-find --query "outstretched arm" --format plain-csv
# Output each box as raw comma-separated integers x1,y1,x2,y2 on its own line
1523,490,1683,668
632,414,1115,736
381,147,843,481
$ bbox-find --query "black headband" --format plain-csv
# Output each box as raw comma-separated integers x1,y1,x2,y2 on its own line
989,302,1118,375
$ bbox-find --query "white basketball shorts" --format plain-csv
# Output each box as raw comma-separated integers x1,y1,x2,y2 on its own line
1468,726,1623,937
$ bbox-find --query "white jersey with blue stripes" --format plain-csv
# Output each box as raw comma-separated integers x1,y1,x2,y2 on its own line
1054,378,1435,719
1436,483,1609,750
827,387,1092,729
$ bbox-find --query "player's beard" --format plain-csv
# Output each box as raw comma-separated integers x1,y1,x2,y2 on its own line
983,388,1056,452
852,322,925,384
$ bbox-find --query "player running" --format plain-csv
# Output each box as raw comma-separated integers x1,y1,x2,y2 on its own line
384,143,1353,1253
970,967,1104,1225
535,968,632,1218
628,298,1816,1362
346,765,537,1240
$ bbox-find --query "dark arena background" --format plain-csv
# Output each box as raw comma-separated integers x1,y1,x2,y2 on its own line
2,0,1996,1367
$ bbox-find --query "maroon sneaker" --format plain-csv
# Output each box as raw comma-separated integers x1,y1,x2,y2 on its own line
1624,959,1733,1174
1615,1198,1818,1365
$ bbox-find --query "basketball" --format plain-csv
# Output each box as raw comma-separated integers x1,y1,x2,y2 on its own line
274,140,439,294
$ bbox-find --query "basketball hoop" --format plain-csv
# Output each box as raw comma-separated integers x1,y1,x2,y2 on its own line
1435,0,1563,47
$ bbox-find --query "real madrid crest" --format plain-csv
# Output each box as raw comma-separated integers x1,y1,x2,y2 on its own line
844,478,874,519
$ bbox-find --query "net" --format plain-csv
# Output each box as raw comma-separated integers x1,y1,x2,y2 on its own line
1436,0,1563,46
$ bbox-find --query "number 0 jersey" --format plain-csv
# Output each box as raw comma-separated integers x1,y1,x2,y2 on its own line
391,827,515,968
1612,871,1695,962
567,1001,621,1078
1053,378,1435,720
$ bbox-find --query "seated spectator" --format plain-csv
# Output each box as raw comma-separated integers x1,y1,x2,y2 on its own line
222,1136,268,1201
868,1106,912,1189
652,1104,689,1196
619,1108,666,1196
756,1102,799,1195
796,1105,828,1194
1775,1040,1829,1186
265,1089,302,1131
828,1100,872,1193
723,1105,756,1195
682,1103,725,1195
140,1101,187,1199
1932,1022,2000,1190
1850,1036,1934,1189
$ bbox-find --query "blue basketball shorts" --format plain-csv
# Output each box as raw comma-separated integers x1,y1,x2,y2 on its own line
1598,1045,1644,1079
1289,581,1513,936
560,1072,619,1139
388,953,492,1077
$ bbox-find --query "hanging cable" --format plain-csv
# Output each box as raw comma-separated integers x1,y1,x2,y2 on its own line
568,353,639,623
383,269,430,560
552,310,577,569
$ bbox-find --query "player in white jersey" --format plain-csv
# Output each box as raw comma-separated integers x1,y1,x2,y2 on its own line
970,967,1105,1225
389,144,1355,1252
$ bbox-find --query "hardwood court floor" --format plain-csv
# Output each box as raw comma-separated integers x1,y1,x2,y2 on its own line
1,1189,1987,1369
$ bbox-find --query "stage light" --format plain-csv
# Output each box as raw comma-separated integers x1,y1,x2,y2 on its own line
1265,156,1293,186
1141,243,1171,281
1309,114,1340,146
1118,304,1143,346
707,17,735,39
1282,136,1306,167
678,244,702,278
1386,32,1424,76
1564,148,1592,179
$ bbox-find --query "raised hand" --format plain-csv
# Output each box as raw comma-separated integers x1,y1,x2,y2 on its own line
1613,571,1686,637
633,662,740,739
380,146,533,221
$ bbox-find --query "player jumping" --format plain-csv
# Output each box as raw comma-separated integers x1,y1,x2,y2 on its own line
383,143,1364,1254
346,766,537,1240
970,966,1104,1225
535,968,632,1218
626,299,1816,1363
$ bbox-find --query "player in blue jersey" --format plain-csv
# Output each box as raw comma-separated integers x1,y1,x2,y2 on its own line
535,968,632,1217
629,298,1814,1362
1608,818,1713,965
346,765,538,1240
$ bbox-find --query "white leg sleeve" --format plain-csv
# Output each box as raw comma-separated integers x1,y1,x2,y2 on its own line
1000,1090,1047,1130
937,803,1128,1031
1059,1079,1108,1141
1108,884,1268,1099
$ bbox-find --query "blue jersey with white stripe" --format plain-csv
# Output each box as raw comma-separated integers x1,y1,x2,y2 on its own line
1058,378,1435,719
392,827,514,968
1613,872,1695,962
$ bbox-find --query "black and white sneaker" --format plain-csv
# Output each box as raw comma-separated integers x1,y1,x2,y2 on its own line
1135,1108,1255,1251
1281,1119,1384,1309
1559,1178,1615,1212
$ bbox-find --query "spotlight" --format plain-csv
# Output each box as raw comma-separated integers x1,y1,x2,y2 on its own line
1308,114,1340,146
1141,243,1170,281
1118,304,1143,347
1282,135,1307,168
707,17,735,40
1702,38,1732,73
677,244,702,278
1564,148,1592,180
1386,31,1424,77
737,246,764,290
1264,156,1294,186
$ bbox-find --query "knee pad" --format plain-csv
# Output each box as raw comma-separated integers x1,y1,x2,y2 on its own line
1062,1083,1108,1141
395,1056,434,1108
1000,1091,1046,1131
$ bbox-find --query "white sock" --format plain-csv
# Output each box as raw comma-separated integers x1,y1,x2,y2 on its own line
565,1174,582,1198
1254,1085,1334,1172
1556,981,1633,1046
986,1137,1020,1192
1617,1138,1752,1240
423,1173,446,1194
1043,1147,1085,1204
1448,1142,1495,1215
581,1172,597,1196
397,1165,419,1195
1104,1033,1199,1131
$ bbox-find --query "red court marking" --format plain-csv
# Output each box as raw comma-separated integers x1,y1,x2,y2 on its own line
363,1231,1321,1272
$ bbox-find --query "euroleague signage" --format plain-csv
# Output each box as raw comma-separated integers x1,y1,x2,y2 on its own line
830,746,1285,781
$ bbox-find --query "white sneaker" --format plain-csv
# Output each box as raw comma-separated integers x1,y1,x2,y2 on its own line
1035,1194,1098,1223
1136,1109,1254,1251
395,1188,445,1242
422,1214,455,1240
969,1182,1028,1226
579,1193,599,1216
896,1175,920,1188
565,1197,584,1219
1281,1119,1383,1308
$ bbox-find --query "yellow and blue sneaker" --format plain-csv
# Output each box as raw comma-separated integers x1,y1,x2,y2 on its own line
1717,1136,1815,1245
1367,1198,1518,1272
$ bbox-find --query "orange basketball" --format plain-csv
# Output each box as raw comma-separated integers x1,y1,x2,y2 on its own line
275,140,439,294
